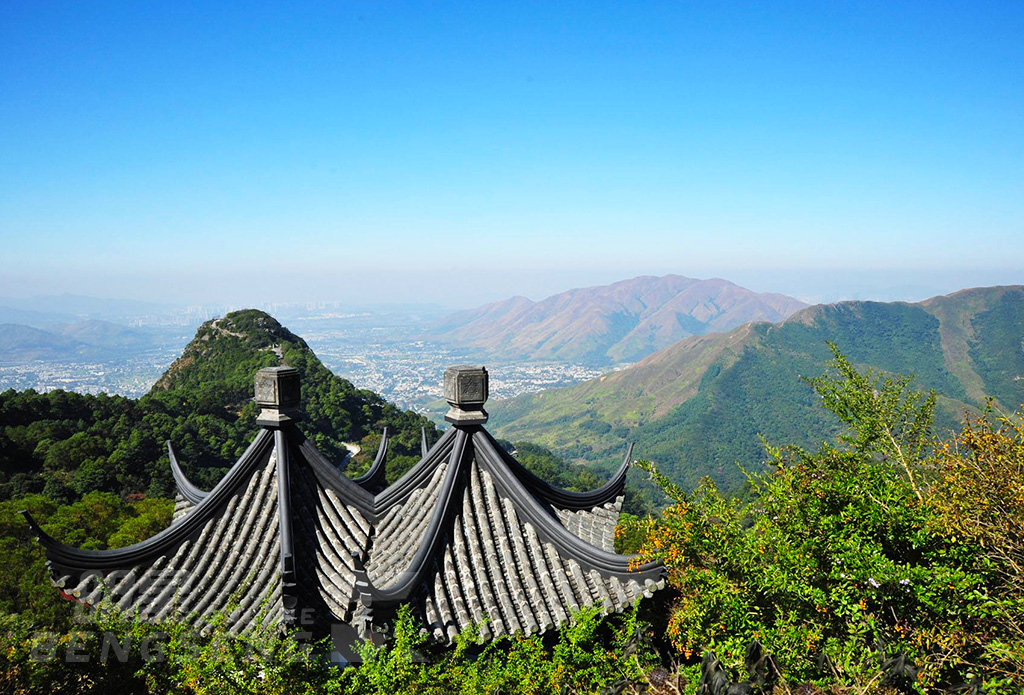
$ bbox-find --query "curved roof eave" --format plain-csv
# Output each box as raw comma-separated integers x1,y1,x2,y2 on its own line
473,429,663,581
354,426,663,607
497,440,634,510
291,425,460,523
355,427,471,604
22,429,276,573
291,430,377,519
371,426,458,513
352,427,388,492
168,441,209,506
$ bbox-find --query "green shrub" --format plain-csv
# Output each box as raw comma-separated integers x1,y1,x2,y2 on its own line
0,600,661,694
626,344,1023,692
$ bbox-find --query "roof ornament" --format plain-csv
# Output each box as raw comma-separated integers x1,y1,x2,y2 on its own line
254,365,302,625
254,366,302,427
443,365,489,426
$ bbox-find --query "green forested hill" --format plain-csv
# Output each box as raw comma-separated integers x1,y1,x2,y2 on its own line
0,309,439,503
490,285,1024,491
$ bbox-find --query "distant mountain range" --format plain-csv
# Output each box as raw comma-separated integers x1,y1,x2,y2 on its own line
489,285,1024,491
0,324,91,363
0,293,173,323
1,309,605,508
0,306,79,327
0,320,159,363
432,275,807,366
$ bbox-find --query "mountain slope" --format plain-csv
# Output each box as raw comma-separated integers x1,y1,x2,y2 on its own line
490,286,1024,491
150,310,439,480
433,275,807,365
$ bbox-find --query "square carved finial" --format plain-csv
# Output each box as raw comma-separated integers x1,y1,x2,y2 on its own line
444,365,488,425
255,366,301,426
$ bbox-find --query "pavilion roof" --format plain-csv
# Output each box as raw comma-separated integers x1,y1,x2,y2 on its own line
24,365,664,642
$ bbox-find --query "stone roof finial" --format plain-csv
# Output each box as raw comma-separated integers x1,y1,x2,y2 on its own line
255,366,302,426
444,365,488,425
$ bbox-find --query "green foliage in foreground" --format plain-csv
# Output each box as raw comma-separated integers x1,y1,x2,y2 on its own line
627,344,1024,693
0,603,662,695
3,342,1023,693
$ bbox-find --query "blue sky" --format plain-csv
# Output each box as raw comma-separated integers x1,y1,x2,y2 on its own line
1,1,1021,306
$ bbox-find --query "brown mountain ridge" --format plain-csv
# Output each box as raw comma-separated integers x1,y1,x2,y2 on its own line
432,274,807,365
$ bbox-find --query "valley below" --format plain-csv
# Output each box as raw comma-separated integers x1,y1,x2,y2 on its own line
0,307,607,408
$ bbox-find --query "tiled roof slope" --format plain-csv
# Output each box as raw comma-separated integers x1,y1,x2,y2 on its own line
25,430,283,634
23,366,665,642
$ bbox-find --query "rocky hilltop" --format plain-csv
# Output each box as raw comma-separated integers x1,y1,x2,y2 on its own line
151,309,437,478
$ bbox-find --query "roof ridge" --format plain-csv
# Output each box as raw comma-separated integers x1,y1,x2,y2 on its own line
26,364,666,642
497,439,633,510
472,429,661,581
355,427,473,605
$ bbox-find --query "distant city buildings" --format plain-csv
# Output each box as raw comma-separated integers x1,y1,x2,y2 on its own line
0,314,607,406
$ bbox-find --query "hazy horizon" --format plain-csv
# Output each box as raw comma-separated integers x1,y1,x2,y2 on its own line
1,267,1022,315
